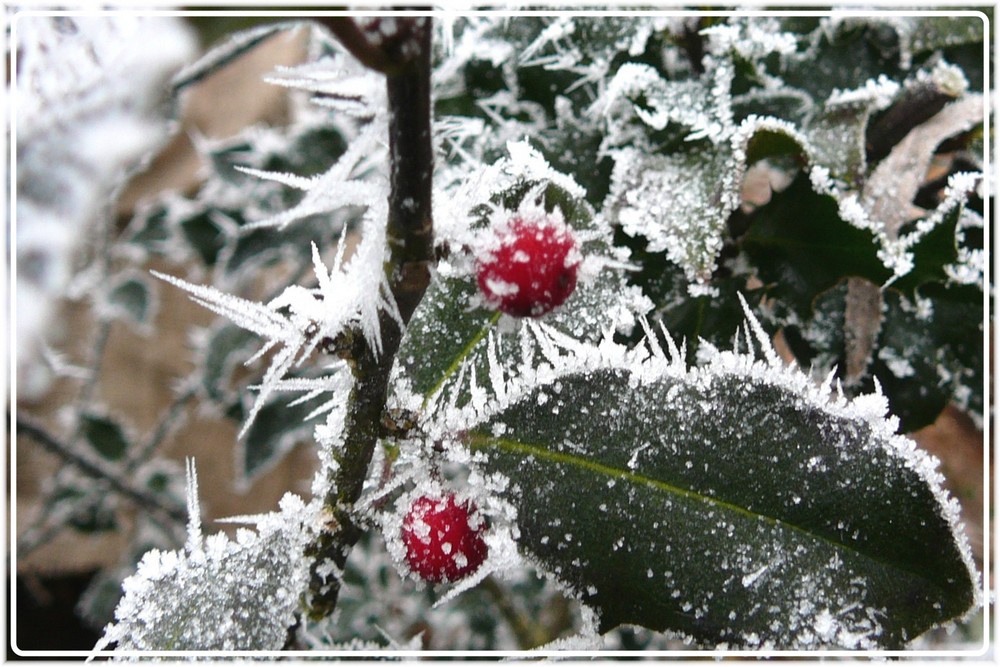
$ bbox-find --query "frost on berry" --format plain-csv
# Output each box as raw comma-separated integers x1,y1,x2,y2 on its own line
476,215,582,317
401,493,488,583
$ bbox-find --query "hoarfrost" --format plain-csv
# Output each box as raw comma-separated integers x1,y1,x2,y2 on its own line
152,229,391,438
426,294,981,648
94,463,318,652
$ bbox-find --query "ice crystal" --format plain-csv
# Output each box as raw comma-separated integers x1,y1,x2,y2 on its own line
94,463,318,652
152,229,395,436
423,293,980,649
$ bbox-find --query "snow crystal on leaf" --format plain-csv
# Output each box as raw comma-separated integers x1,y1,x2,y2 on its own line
826,74,900,111
425,292,981,649
93,464,318,653
600,63,730,144
703,18,798,60
605,147,729,283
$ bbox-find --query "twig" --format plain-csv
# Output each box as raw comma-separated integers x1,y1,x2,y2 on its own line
316,16,425,76
16,416,188,525
482,575,550,649
305,16,434,621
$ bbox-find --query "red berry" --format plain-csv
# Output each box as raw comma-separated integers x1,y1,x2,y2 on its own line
476,216,581,317
401,494,488,583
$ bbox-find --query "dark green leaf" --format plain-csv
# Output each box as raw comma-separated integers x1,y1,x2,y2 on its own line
890,203,962,296
126,206,171,251
239,394,323,488
871,285,983,431
108,276,153,325
742,174,891,319
781,19,906,103
225,216,334,275
745,127,807,165
180,211,227,266
201,324,260,404
81,414,129,462
471,366,976,648
626,245,755,364
396,274,501,401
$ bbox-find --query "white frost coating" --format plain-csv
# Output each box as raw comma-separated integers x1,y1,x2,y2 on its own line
606,115,808,283
93,475,318,652
153,222,396,437
702,18,798,60
826,74,900,111
184,458,203,555
423,294,982,647
600,62,730,143
919,58,969,98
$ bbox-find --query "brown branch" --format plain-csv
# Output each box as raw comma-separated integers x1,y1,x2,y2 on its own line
316,16,427,76
305,16,434,622
16,416,188,525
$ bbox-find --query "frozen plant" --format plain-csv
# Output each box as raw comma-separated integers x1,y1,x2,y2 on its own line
13,12,984,656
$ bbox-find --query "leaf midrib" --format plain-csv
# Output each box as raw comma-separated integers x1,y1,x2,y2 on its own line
421,310,502,407
469,431,954,595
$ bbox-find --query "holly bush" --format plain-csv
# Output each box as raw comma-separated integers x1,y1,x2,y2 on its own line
16,11,986,656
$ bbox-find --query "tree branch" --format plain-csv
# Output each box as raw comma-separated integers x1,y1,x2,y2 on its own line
16,415,188,525
305,16,434,622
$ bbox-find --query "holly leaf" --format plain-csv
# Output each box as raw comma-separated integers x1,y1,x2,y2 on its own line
460,310,978,648
742,174,892,319
237,392,323,490
81,414,129,462
393,171,648,410
107,275,154,325
200,323,260,405
871,285,983,432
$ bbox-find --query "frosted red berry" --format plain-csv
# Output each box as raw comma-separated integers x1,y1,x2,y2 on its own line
476,216,581,317
401,494,488,583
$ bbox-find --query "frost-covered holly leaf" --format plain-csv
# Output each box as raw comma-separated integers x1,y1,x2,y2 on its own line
199,322,261,406
237,387,329,489
393,145,648,411
605,146,729,283
872,285,983,432
106,275,155,325
447,302,979,649
780,18,908,103
808,91,888,183
94,465,315,652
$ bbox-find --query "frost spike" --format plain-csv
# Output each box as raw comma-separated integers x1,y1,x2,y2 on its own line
234,165,317,191
737,292,780,367
821,366,839,395
657,320,685,370
185,457,202,554
446,361,469,415
487,331,508,405
640,317,668,365
239,345,298,439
